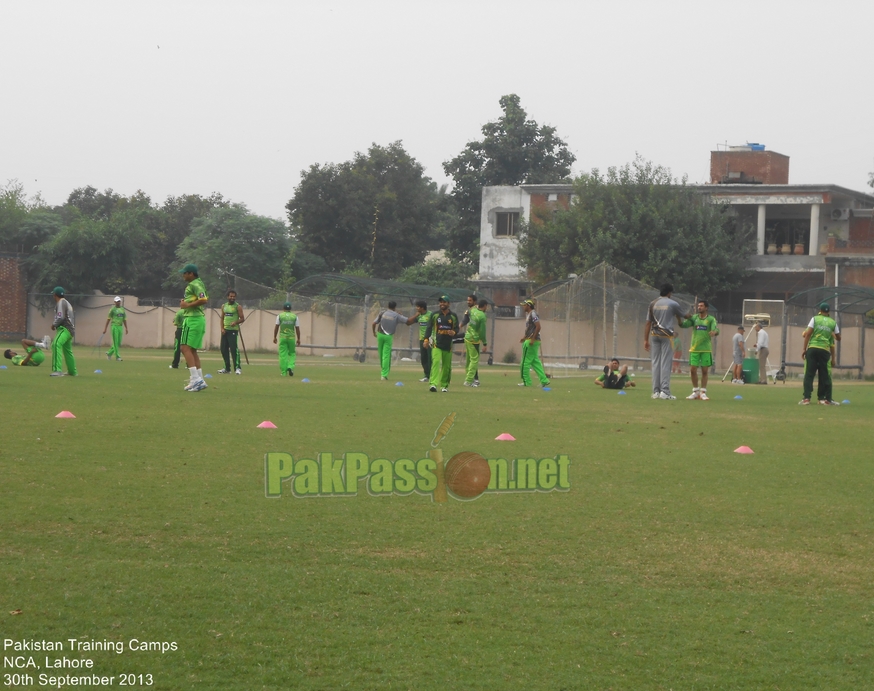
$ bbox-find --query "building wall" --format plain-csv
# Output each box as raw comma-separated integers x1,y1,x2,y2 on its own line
479,186,529,280
710,150,790,184
0,255,28,339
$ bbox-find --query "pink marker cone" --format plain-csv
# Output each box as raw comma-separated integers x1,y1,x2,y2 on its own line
495,433,516,441
55,411,76,418
257,421,277,428
734,445,754,454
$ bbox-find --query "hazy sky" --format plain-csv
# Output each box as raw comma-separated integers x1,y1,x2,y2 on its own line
4,0,873,221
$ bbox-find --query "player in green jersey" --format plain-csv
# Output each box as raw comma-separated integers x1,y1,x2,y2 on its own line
463,299,488,387
103,296,128,361
800,302,841,405
218,290,245,375
423,295,459,392
274,302,301,377
412,300,432,382
170,308,185,369
179,264,209,392
519,299,550,388
680,300,719,400
4,337,49,367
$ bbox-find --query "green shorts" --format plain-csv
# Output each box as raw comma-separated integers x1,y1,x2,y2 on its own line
689,351,713,368
181,317,206,350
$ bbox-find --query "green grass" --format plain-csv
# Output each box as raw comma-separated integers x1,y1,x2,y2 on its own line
2,347,873,690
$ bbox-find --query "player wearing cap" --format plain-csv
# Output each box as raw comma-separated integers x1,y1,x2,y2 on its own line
50,286,77,377
800,302,841,406
4,337,50,367
179,264,209,392
519,299,550,388
594,358,635,389
372,300,409,381
753,322,770,384
731,326,746,383
218,290,245,375
463,299,488,387
423,295,459,392
681,300,719,400
274,302,300,377
103,296,128,361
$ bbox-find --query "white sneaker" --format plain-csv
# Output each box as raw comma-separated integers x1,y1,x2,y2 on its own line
184,380,197,390
659,392,676,400
686,391,700,400
699,391,710,401
441,387,448,393
518,383,528,387
472,381,480,387
217,369,229,374
463,382,473,387
380,376,388,381
235,368,241,375
189,379,208,392
50,371,65,377
651,393,660,399
42,335,52,349
419,377,429,382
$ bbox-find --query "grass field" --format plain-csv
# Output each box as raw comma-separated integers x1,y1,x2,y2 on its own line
2,346,873,690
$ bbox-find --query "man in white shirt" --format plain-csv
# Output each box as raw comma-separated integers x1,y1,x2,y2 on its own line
753,322,769,384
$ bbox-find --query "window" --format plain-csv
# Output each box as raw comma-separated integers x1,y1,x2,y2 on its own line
495,212,520,237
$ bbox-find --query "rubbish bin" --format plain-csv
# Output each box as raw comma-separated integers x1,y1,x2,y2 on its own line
742,357,759,384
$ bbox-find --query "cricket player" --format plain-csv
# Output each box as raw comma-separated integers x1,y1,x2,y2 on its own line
179,264,209,392
274,302,300,377
218,290,245,375
103,296,128,361
4,337,50,367
412,300,432,382
170,308,185,369
800,302,841,406
731,326,746,384
50,286,77,377
682,300,719,400
643,283,689,399
594,358,635,389
372,300,409,381
424,295,458,392
463,299,488,387
519,299,549,388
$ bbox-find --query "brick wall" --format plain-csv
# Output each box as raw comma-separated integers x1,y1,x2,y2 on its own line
0,254,27,338
710,150,790,184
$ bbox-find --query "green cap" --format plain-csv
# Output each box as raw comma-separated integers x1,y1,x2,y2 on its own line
819,302,830,312
439,294,450,302
283,302,292,310
52,286,65,297
179,263,198,274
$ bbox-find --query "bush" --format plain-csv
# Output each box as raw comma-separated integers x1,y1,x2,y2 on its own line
502,349,518,364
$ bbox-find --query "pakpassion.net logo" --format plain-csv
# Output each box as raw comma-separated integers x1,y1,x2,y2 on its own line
265,413,570,502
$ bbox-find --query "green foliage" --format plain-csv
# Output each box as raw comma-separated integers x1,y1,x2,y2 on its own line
443,94,575,262
395,258,474,289
518,156,755,297
279,243,329,287
502,348,518,364
288,142,437,279
0,179,46,251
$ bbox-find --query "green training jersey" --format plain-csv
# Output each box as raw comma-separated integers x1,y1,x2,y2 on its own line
808,314,837,351
173,309,186,328
277,311,298,339
222,302,240,331
682,314,718,353
107,306,126,326
12,346,44,366
464,307,487,345
415,311,433,340
183,278,208,318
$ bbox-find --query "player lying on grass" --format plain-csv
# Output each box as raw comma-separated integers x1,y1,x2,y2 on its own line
594,358,636,389
4,337,50,367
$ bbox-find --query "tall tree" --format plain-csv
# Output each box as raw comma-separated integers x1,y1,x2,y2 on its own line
287,142,437,279
443,94,576,262
174,204,290,292
517,156,755,297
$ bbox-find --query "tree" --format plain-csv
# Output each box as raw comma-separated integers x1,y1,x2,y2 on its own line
517,156,755,297
395,258,474,289
0,180,48,251
443,94,576,262
174,204,291,292
287,142,437,279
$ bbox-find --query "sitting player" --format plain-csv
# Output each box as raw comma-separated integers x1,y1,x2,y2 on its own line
4,337,50,367
595,358,636,389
